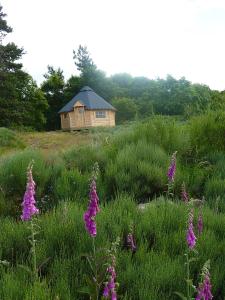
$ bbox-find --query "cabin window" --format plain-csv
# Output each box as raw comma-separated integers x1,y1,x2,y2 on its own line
64,113,68,119
79,108,84,114
95,111,106,118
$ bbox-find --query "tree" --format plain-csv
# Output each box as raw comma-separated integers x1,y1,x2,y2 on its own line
73,45,96,75
73,45,112,99
41,66,66,130
111,98,138,124
205,90,225,112
18,76,48,130
0,5,12,42
0,5,48,130
64,75,82,100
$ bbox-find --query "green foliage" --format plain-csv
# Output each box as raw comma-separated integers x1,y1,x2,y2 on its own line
189,110,225,154
0,127,24,148
41,66,66,130
64,75,82,101
132,116,189,154
0,5,12,40
104,141,168,200
111,97,138,124
0,150,64,217
73,45,96,74
70,47,215,123
1,114,225,298
0,198,224,299
3,114,225,214
53,169,89,201
63,145,107,173
0,6,48,130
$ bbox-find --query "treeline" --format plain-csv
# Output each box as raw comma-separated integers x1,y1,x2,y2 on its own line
1,4,225,131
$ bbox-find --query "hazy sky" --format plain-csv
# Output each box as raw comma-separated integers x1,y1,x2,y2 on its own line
2,0,225,90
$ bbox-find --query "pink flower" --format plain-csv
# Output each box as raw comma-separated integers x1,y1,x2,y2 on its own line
181,182,189,203
167,152,177,182
186,209,197,249
127,233,137,252
83,179,100,237
195,274,213,300
21,164,39,221
103,266,117,300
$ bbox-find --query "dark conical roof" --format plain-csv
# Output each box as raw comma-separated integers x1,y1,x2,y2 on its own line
58,86,116,113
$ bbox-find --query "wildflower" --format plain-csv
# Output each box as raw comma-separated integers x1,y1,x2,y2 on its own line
195,274,213,300
127,233,137,253
167,151,177,182
186,209,197,249
83,179,100,237
103,266,117,300
197,212,203,235
21,163,39,221
181,182,189,203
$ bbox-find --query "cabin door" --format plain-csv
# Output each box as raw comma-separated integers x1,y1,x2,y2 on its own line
75,106,85,128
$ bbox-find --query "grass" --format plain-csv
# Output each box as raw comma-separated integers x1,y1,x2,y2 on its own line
0,126,124,156
0,128,25,155
0,196,224,299
0,113,225,298
18,131,94,153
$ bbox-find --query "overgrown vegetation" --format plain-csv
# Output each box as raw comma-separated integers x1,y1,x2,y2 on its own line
0,197,224,299
0,112,225,298
1,6,225,298
2,112,225,217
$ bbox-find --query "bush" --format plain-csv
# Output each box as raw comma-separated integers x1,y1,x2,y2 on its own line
189,110,225,155
104,141,168,201
53,169,89,201
0,150,65,217
0,197,224,299
0,127,24,148
132,116,189,154
63,145,108,173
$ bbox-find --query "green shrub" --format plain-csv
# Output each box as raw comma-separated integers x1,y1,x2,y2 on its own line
53,169,89,201
205,177,225,199
189,110,225,155
104,141,168,201
63,145,108,173
133,116,189,154
0,150,65,217
0,128,24,148
174,164,209,198
0,197,224,299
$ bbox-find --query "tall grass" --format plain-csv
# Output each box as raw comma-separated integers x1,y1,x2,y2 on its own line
0,128,24,148
189,110,225,154
0,196,224,299
0,150,65,217
104,141,168,201
2,113,225,214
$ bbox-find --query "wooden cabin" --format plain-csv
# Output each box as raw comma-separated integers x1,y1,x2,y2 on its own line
58,86,116,130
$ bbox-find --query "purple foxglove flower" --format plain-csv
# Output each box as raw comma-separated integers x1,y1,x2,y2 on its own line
181,182,189,203
103,266,117,300
127,233,137,252
167,152,177,182
198,213,203,235
83,179,100,237
103,285,109,297
21,164,39,221
111,291,117,300
186,209,197,249
195,274,213,300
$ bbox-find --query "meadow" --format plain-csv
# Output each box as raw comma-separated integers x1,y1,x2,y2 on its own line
0,111,225,299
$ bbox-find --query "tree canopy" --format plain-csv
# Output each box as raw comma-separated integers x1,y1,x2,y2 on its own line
0,5,48,130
